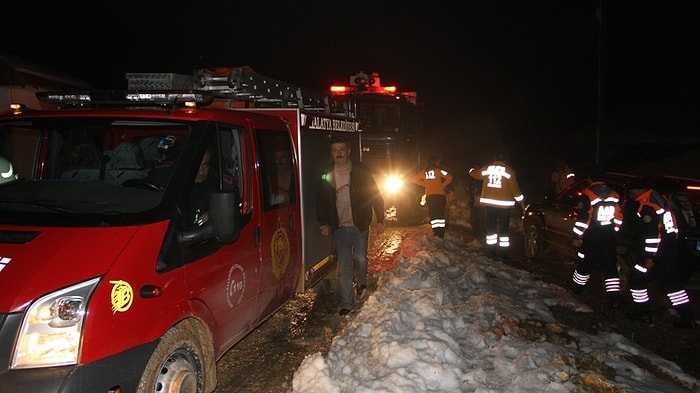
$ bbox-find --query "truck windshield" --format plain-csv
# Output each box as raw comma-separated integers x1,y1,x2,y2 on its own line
0,117,191,218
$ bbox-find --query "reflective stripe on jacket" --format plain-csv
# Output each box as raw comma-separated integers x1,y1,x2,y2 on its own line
469,160,524,208
633,189,678,257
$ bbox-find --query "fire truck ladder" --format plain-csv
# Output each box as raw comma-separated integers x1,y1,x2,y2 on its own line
191,67,334,112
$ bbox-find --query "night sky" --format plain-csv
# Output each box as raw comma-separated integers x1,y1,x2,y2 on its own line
3,1,699,197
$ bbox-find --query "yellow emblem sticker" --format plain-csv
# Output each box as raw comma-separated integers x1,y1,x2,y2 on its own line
110,280,134,314
271,227,291,280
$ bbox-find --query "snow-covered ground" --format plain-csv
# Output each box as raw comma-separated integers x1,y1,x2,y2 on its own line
291,203,700,392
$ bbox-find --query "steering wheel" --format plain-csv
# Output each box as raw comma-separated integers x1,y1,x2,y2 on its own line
122,178,164,192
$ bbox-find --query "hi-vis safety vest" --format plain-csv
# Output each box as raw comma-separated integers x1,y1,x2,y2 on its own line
469,161,524,208
572,182,623,238
634,189,679,256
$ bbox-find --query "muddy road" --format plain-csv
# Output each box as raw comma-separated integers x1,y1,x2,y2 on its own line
212,222,432,393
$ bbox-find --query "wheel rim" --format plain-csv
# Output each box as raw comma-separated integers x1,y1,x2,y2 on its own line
154,350,199,393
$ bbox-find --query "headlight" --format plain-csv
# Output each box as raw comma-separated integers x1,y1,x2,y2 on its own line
383,175,403,194
11,277,100,369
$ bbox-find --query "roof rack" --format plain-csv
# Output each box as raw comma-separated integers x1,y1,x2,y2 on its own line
126,67,335,113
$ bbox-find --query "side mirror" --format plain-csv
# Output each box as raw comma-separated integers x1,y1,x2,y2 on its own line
178,191,241,245
209,191,240,243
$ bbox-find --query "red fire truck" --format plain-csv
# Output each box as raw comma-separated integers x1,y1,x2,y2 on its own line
329,72,424,224
0,67,361,393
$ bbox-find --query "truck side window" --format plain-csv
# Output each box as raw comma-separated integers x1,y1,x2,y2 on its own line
218,125,247,213
256,130,294,211
0,127,43,179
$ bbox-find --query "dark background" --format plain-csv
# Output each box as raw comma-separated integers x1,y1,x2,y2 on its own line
3,1,699,199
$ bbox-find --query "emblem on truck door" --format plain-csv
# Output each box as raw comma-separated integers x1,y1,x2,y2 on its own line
271,227,290,280
110,280,134,313
226,264,246,308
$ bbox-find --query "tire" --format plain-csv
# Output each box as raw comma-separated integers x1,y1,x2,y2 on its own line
523,224,541,259
137,319,216,393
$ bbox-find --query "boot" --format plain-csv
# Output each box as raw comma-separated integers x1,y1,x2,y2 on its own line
606,292,622,310
566,280,584,296
674,305,697,329
626,304,652,324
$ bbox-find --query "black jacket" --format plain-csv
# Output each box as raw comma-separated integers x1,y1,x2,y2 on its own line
316,161,384,231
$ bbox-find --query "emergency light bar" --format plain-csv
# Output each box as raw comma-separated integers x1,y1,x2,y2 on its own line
329,84,398,95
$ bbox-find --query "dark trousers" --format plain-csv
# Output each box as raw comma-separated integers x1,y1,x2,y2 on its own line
485,206,512,250
571,231,620,301
426,194,447,238
629,238,690,314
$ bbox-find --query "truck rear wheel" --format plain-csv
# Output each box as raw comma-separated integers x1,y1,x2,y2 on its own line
137,319,216,393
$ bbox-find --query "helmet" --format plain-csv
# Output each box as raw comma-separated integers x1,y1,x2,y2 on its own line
0,156,19,185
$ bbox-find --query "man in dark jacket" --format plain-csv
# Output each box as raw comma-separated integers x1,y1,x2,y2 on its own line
317,135,385,316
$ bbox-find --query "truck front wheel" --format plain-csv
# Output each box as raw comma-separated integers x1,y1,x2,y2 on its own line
137,319,216,393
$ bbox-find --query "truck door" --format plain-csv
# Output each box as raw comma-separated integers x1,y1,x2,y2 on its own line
254,129,301,317
183,124,263,351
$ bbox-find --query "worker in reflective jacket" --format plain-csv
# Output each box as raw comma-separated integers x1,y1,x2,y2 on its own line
412,155,453,238
469,152,524,259
568,173,624,308
624,179,696,328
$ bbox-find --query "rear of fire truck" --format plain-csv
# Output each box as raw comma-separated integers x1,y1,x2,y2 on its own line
329,72,424,225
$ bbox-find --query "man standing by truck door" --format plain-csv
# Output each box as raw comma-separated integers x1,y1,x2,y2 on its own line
317,135,385,316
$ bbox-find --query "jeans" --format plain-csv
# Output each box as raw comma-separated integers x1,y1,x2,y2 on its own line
333,225,369,310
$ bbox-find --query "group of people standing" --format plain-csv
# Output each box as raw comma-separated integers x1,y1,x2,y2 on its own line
569,173,697,328
314,136,696,329
410,152,697,329
316,141,526,315
412,151,525,260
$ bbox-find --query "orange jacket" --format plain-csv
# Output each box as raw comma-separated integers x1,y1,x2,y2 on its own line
412,167,453,196
469,160,524,208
